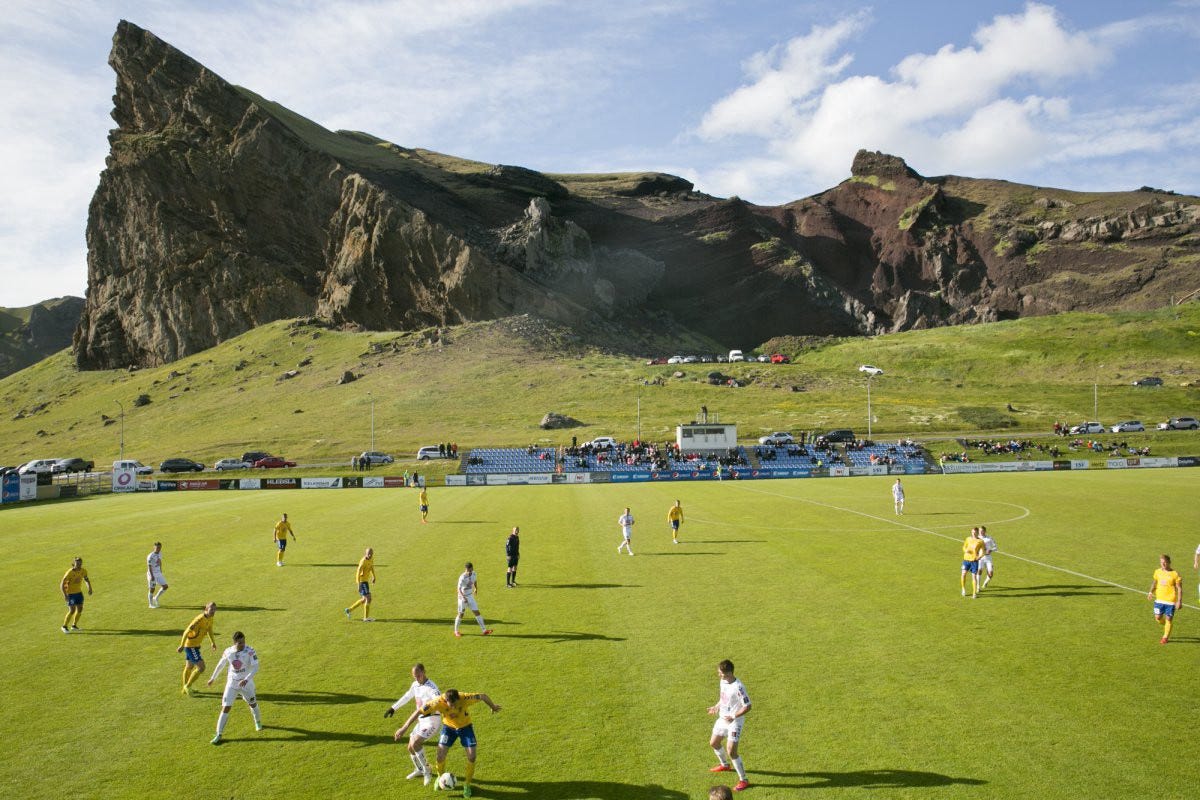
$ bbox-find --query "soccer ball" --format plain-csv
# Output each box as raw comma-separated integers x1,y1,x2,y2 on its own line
438,772,457,790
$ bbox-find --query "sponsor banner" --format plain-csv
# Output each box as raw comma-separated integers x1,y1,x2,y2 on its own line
112,466,139,493
627,473,651,482
177,479,220,490
1176,456,1199,467
1071,459,1090,470
301,477,342,489
137,479,157,491
465,475,487,486
849,466,888,477
942,461,1054,474
610,473,632,483
525,474,552,485
1143,457,1177,468
1106,458,1129,469
219,480,237,490
264,478,299,489
383,477,406,488
156,480,177,491
589,472,612,484
342,477,363,488
1052,460,1073,470
239,478,261,490
363,477,386,488
829,466,849,477
1,472,18,503
445,475,467,486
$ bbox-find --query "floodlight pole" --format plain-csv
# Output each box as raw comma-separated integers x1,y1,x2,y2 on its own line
637,396,642,442
866,374,874,439
116,400,125,461
368,392,375,451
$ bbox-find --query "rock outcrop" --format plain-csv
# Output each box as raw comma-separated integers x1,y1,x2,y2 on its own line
0,296,84,378
74,23,1200,370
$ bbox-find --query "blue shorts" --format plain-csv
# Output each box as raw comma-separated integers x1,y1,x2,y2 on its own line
66,592,84,607
670,520,680,530
439,724,477,748
420,505,429,513
961,561,979,574
1153,602,1176,619
277,539,287,551
358,581,371,597
184,647,203,664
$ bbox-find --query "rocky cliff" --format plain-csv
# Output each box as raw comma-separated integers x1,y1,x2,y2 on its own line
75,21,1200,369
0,296,84,378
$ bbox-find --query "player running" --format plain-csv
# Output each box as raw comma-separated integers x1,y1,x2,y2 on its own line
178,601,218,695
892,479,905,515
617,507,634,555
1148,554,1183,644
60,557,93,633
147,542,168,608
454,563,492,637
978,526,998,589
668,500,684,544
385,663,442,784
206,630,261,744
418,688,501,798
505,527,520,588
344,547,376,622
419,487,429,524
273,513,296,566
707,659,751,793
961,527,984,598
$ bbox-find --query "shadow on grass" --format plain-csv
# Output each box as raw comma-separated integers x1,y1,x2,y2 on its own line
230,724,390,748
521,583,639,590
255,690,393,705
752,769,986,789
484,630,626,643
686,539,767,544
80,628,178,636
296,563,357,568
981,585,1121,598
474,779,686,799
639,551,722,557
436,520,497,524
373,618,519,627
173,604,285,611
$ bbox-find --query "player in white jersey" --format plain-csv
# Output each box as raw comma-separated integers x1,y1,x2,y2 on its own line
146,542,168,608
454,562,492,637
617,507,635,555
892,479,905,515
385,663,442,784
707,659,751,792
206,631,261,744
1194,543,1200,599
978,526,998,589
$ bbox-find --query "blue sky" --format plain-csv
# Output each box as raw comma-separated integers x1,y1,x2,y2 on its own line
2,0,1198,306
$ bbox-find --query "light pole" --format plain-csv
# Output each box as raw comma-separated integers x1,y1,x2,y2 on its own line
116,400,125,460
637,396,642,442
866,374,875,439
368,392,375,451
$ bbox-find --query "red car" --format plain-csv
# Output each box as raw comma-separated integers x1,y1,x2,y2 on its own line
645,357,668,365
253,456,297,469
770,353,790,364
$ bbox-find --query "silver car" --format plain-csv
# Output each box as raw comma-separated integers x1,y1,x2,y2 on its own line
1110,421,1144,433
214,457,250,471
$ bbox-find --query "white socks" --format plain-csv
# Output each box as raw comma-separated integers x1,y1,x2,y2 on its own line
454,615,462,634
216,711,229,734
251,705,262,726
476,615,487,631
733,757,746,780
713,748,729,766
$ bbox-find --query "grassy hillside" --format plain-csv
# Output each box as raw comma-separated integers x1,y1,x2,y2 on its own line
0,306,1198,469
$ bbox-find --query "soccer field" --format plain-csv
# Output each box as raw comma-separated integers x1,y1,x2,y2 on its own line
2,470,1197,800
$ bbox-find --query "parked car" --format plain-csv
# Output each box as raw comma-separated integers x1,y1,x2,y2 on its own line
682,355,699,363
52,457,95,474
160,458,205,473
253,456,296,468
823,429,856,443
1132,377,1163,387
859,364,884,376
1158,417,1200,430
728,350,745,362
769,353,790,364
18,459,59,475
359,451,394,466
699,354,715,363
214,457,250,471
1069,422,1105,435
645,357,668,365
666,355,684,364
241,451,272,465
1110,421,1145,433
758,432,794,446
586,437,618,450
112,459,154,475
417,446,451,460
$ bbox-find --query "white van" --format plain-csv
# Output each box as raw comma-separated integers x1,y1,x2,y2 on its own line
728,350,745,362
18,458,59,474
112,459,154,475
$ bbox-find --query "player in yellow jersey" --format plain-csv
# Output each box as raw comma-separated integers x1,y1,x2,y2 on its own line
1147,554,1183,644
177,601,218,694
419,488,429,524
418,688,501,798
273,513,296,566
344,547,376,622
960,527,985,598
60,557,93,633
668,500,684,544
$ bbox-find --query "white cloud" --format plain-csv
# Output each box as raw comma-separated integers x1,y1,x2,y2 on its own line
692,3,1196,201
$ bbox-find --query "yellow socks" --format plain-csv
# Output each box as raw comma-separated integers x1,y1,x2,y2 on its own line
349,598,364,612
182,664,193,688
465,761,475,784
1164,619,1173,639
186,666,202,688
363,601,371,620
436,759,446,776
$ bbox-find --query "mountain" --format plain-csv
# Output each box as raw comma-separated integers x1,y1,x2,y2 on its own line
0,296,84,378
74,21,1200,371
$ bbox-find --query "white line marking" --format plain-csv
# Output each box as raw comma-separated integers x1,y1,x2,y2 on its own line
736,483,1200,611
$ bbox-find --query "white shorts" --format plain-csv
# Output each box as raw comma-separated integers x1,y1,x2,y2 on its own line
147,569,166,587
222,677,256,706
711,716,745,742
979,555,993,570
413,714,441,740
457,594,479,614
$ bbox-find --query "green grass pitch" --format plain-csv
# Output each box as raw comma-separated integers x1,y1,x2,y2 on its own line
2,470,1197,799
